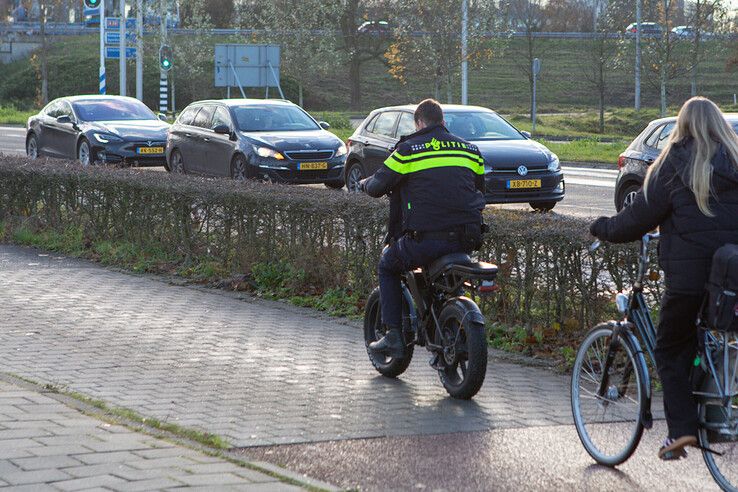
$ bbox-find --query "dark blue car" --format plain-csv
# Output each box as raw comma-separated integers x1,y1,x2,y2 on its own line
26,95,169,167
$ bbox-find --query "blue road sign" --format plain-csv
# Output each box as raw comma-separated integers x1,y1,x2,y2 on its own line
106,17,137,30
105,32,137,45
105,47,137,59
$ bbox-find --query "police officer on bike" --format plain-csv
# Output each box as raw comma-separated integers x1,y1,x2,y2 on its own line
359,99,487,359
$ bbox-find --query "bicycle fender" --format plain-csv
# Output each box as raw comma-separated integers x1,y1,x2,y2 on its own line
444,296,486,326
613,321,654,430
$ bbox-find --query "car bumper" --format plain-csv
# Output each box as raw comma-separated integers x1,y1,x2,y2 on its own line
484,170,565,204
254,157,346,184
93,140,168,167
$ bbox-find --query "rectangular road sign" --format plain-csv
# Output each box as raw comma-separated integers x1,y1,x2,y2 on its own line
105,17,136,30
214,44,281,88
105,47,137,59
105,32,137,45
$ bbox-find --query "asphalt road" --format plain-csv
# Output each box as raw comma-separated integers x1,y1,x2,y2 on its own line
0,125,617,219
241,422,720,491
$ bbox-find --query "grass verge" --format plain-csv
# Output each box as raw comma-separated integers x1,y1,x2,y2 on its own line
0,105,34,126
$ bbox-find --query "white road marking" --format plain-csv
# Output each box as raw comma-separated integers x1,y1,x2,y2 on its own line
561,166,617,188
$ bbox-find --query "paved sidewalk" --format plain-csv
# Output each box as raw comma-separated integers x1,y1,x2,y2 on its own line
0,244,592,449
0,378,302,491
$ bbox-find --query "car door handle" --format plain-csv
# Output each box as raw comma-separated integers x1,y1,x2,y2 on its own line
203,137,210,142
185,133,192,138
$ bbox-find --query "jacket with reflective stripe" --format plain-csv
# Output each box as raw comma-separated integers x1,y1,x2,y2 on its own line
364,124,486,236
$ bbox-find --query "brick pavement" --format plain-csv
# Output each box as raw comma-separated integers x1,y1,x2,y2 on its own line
0,378,304,491
0,244,661,449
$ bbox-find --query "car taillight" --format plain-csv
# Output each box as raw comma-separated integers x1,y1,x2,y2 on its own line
346,139,354,147
617,155,626,169
631,28,637,32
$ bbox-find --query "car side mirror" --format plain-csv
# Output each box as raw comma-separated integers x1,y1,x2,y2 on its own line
213,124,231,135
521,130,531,139
56,115,72,124
158,113,167,122
319,121,331,130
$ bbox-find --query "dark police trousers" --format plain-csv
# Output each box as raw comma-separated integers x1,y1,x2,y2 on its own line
378,234,464,330
654,291,703,439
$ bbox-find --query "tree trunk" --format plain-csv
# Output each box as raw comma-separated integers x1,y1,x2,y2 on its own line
446,69,453,104
660,64,667,116
349,56,361,110
298,83,303,107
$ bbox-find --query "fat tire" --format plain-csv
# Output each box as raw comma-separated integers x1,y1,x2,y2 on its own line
437,301,488,400
363,287,414,378
571,323,646,466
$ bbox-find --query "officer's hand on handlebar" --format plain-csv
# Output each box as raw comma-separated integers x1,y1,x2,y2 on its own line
358,178,369,193
589,216,607,240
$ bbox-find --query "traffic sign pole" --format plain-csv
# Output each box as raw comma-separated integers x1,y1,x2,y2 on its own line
532,58,541,133
99,0,106,94
119,0,126,96
136,0,143,101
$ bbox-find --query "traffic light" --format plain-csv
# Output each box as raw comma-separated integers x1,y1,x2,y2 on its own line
83,0,101,8
159,45,173,71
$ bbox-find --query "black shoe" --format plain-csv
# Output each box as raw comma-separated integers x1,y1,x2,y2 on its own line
369,328,405,359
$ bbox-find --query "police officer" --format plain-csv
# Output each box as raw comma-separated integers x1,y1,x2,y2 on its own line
360,99,486,359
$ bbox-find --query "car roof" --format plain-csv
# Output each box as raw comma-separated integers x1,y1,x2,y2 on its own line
61,95,145,103
647,113,738,126
186,99,297,108
368,104,498,114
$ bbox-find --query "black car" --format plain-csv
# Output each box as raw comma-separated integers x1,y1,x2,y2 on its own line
166,99,346,187
344,105,564,211
26,95,169,166
614,114,738,211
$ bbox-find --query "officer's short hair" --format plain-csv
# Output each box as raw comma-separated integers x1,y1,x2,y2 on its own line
414,99,444,126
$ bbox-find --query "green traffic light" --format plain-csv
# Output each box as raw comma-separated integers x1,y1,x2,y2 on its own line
163,60,170,67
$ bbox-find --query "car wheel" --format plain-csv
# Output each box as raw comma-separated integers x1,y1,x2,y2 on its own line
324,180,344,190
231,154,249,181
169,150,185,174
618,183,640,211
530,201,556,212
345,161,364,192
77,139,92,166
26,133,39,159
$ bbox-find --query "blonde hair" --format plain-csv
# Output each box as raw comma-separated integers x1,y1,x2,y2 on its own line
645,97,738,217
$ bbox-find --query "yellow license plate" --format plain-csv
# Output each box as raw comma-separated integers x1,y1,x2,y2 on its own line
507,179,542,189
137,146,164,155
299,161,328,170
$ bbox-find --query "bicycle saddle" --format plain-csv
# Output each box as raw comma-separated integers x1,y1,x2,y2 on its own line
427,253,498,280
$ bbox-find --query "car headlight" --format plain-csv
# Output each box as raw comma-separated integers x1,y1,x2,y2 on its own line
93,133,122,144
547,154,560,172
335,143,347,157
255,146,285,160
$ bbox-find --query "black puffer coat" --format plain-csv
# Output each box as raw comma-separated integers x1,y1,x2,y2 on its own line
591,138,738,294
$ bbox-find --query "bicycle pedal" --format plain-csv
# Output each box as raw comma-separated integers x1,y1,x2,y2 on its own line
697,444,725,457
429,354,445,370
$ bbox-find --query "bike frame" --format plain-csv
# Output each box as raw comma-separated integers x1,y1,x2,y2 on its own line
599,232,738,433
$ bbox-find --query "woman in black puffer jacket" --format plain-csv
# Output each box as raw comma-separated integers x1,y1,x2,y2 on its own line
590,97,738,460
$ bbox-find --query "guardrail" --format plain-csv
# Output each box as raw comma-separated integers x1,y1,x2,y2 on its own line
3,23,734,40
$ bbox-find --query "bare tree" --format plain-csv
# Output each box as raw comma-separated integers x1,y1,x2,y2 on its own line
685,0,727,96
239,0,341,107
509,0,545,114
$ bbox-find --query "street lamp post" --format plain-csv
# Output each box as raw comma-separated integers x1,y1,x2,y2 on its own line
461,0,468,105
635,0,642,110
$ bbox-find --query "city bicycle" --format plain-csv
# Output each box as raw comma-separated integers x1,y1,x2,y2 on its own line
570,233,738,491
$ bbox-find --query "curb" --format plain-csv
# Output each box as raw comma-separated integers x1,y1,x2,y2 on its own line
0,371,342,492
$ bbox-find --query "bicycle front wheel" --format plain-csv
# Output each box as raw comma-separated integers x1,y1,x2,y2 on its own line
571,323,647,466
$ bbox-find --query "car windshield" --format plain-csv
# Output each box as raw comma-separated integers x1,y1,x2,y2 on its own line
233,105,320,132
73,99,157,121
445,111,524,141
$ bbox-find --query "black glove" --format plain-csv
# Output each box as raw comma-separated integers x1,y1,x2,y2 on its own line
589,216,608,239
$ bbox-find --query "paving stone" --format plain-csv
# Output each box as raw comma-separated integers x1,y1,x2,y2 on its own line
110,477,185,491
0,468,72,485
52,474,127,491
11,454,83,471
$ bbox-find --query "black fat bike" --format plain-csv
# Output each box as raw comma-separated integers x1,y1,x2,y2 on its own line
571,233,738,491
363,251,499,400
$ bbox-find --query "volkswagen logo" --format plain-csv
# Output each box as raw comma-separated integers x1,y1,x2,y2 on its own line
517,165,529,176
147,141,153,147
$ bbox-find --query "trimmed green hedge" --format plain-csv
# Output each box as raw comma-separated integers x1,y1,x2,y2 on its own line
0,156,658,348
